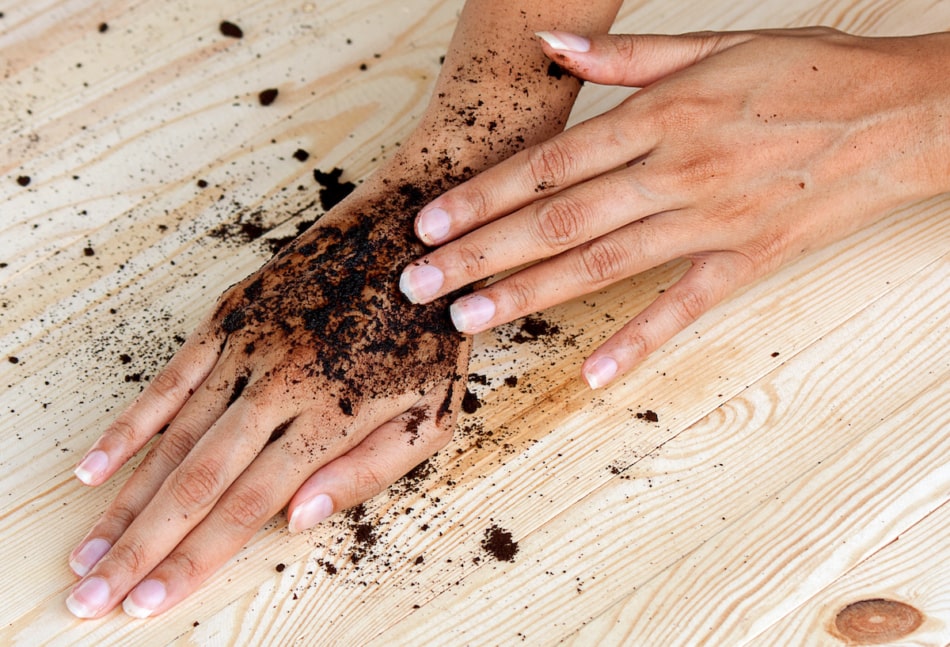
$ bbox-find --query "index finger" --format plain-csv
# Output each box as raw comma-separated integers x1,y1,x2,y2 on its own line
413,106,656,247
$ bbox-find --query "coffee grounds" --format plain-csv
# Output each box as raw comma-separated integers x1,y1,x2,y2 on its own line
312,168,356,211
259,88,279,106
635,410,659,423
481,524,519,562
98,23,108,33
461,389,481,414
511,315,560,343
293,149,310,162
220,21,243,39
16,176,30,187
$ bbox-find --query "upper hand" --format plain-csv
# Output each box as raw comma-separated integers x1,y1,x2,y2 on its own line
66,185,469,618
398,28,950,388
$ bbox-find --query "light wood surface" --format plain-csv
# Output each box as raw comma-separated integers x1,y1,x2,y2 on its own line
1,1,948,645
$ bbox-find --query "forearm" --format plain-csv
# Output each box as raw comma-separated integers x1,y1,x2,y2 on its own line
373,0,622,191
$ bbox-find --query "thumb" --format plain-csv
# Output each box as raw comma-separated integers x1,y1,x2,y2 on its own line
536,30,751,87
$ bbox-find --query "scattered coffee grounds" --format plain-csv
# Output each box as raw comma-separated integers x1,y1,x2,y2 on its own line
83,247,95,257
197,179,208,188
8,357,19,364
98,22,108,33
312,168,356,211
461,389,481,414
293,149,310,162
504,376,518,387
402,407,428,444
16,176,30,187
771,351,780,357
635,410,659,423
258,88,279,106
546,61,565,79
481,524,519,562
220,20,243,39
275,562,286,573
511,315,560,343
338,397,353,416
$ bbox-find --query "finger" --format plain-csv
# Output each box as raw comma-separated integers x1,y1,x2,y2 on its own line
406,103,658,252
536,30,753,87
65,395,283,619
447,207,697,334
73,318,223,487
68,364,245,577
404,166,678,305
581,251,755,389
118,385,458,618
286,385,461,533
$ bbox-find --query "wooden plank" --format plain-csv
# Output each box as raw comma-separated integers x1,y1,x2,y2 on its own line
369,259,949,646
748,501,950,647
1,0,949,645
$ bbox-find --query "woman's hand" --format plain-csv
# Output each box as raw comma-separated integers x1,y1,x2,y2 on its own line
66,182,469,619
399,28,950,388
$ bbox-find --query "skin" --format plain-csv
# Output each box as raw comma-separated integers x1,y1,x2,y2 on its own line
67,0,621,620
400,28,950,388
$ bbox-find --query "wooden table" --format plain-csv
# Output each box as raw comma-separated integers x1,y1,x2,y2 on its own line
2,1,948,644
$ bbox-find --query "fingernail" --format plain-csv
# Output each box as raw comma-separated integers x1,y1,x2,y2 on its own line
399,263,444,304
70,538,111,577
536,31,591,53
66,576,110,618
74,450,109,485
123,579,166,619
584,357,618,389
417,207,451,245
450,295,496,333
288,493,334,533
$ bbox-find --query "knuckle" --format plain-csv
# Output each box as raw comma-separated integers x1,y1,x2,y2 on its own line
107,499,140,531
168,459,225,511
450,181,492,225
156,429,198,466
504,278,536,315
105,416,139,447
532,197,588,250
150,364,187,402
619,329,651,363
352,464,387,499
165,550,206,580
578,238,629,285
219,485,272,531
108,539,148,574
527,139,575,191
455,240,490,278
669,285,710,326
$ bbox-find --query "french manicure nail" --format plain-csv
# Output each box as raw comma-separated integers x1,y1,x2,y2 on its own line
535,31,591,53
584,357,618,389
288,493,334,533
450,295,496,332
70,538,111,577
417,207,451,245
74,450,109,485
66,576,110,618
123,579,166,619
399,263,444,304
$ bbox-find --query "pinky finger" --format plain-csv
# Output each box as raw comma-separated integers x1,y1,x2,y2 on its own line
582,252,752,389
74,320,223,486
287,394,458,533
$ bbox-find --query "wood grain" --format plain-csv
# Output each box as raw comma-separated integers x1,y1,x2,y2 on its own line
1,0,947,645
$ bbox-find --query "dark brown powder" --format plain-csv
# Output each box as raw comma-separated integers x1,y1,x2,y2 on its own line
258,88,279,106
220,21,244,39
481,525,519,562
312,168,356,211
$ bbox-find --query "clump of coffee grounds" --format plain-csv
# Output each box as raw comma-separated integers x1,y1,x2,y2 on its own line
636,410,659,423
258,88,279,106
511,315,560,343
313,167,356,211
219,20,243,39
481,524,519,562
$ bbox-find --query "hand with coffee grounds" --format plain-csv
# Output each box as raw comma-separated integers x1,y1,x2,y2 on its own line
66,0,620,620
401,28,950,389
